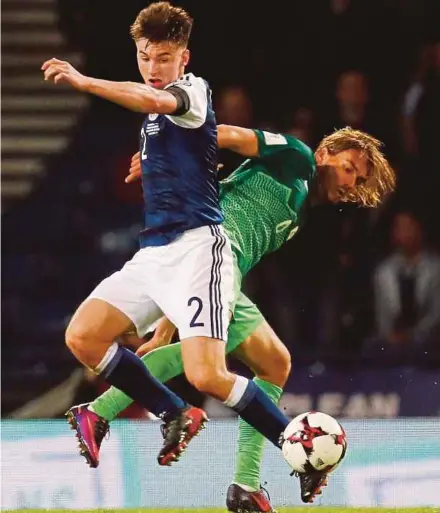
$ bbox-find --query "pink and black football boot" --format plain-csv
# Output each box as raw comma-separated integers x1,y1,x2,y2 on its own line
66,403,109,468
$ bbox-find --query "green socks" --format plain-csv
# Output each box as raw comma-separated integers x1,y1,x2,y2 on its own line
233,377,283,491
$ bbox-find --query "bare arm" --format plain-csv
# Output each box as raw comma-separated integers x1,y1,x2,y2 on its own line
41,58,178,114
85,78,178,114
125,124,260,183
217,124,259,157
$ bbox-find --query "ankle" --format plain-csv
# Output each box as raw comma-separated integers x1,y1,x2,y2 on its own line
232,482,259,493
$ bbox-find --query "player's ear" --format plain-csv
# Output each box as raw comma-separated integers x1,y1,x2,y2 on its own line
182,49,190,67
315,147,328,164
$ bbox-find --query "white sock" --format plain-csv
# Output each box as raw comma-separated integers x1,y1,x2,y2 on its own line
224,375,249,408
95,342,119,374
233,482,259,493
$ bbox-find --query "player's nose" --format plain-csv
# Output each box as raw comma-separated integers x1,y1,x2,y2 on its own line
343,174,356,188
150,61,160,74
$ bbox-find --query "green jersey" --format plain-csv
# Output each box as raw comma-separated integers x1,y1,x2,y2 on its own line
220,130,316,275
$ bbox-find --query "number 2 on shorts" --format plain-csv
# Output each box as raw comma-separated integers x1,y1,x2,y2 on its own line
188,296,204,327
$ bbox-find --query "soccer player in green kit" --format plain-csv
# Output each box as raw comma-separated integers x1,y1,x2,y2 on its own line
68,124,395,511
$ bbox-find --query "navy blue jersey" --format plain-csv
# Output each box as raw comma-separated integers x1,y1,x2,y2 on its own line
139,73,223,247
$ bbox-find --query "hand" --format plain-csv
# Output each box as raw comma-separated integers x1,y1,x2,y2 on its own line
136,337,169,357
125,151,142,183
136,316,176,356
41,58,90,91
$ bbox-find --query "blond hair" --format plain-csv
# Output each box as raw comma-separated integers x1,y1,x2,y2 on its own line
130,1,193,46
316,127,396,208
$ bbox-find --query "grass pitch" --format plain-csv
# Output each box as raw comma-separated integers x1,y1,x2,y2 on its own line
5,508,439,513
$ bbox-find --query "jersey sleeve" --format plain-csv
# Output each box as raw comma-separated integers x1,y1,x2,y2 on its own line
165,75,208,129
254,129,316,180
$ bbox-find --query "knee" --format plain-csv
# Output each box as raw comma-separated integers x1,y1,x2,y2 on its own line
65,321,93,360
262,345,292,387
277,347,292,384
186,368,229,397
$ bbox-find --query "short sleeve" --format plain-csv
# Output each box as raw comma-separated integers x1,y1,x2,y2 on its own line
165,74,208,129
254,130,316,181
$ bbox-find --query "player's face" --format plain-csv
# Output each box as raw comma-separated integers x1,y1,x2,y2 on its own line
135,39,189,88
315,148,368,203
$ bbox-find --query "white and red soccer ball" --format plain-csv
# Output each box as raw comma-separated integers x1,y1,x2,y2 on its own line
282,411,347,474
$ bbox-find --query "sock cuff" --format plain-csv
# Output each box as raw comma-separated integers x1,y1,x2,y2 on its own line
224,375,249,408
95,342,123,377
229,379,260,413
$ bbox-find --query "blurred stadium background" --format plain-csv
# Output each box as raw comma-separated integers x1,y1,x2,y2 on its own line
1,0,440,510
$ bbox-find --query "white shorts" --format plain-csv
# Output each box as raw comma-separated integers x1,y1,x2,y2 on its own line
88,224,234,341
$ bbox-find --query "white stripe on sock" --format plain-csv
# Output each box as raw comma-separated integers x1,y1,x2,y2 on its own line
224,375,249,408
95,342,119,374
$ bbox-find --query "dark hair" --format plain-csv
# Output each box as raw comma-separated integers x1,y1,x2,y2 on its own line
130,1,193,46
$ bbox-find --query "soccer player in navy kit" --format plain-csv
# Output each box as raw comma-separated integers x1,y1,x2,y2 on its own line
42,2,290,467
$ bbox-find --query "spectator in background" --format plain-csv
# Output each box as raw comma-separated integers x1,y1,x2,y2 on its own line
401,40,440,175
215,84,253,127
401,43,432,159
285,107,317,148
318,70,372,151
373,211,440,350
413,41,440,178
334,70,370,130
319,70,400,162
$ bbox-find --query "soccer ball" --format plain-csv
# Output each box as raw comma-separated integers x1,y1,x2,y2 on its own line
281,411,347,474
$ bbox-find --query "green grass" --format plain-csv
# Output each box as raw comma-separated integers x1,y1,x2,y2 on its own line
4,509,439,513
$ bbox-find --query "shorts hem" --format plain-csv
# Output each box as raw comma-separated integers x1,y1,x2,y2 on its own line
178,331,227,343
86,294,143,337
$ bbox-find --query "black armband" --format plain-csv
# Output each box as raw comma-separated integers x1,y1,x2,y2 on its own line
166,86,190,116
